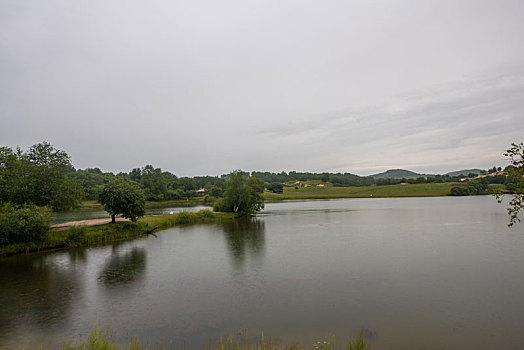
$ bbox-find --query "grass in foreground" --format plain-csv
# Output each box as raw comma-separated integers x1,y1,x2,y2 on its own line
0,210,233,256
60,326,371,350
264,183,458,201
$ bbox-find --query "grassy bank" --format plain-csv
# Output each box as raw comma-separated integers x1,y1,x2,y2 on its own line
0,210,233,256
264,182,458,201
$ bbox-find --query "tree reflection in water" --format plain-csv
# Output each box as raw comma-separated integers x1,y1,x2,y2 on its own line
0,252,80,339
98,246,146,285
222,218,265,269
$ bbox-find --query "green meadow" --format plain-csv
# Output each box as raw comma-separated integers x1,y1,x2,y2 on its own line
264,182,459,201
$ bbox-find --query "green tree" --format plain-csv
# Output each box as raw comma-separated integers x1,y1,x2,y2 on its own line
213,171,265,217
99,178,146,223
0,142,82,211
139,165,168,200
0,204,52,246
450,186,470,196
497,142,524,226
266,182,284,193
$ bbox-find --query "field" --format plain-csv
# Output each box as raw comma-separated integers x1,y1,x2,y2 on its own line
263,182,459,201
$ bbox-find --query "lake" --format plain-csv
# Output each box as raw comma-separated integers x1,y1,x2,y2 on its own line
51,205,210,224
1,196,524,349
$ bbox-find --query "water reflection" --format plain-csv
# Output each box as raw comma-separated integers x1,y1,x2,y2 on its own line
67,248,87,265
98,246,146,285
222,219,265,269
0,253,79,340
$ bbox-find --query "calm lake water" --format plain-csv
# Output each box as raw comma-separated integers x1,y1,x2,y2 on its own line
1,196,524,349
52,205,210,224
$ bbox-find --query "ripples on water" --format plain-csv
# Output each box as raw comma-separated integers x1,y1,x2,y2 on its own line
1,196,524,350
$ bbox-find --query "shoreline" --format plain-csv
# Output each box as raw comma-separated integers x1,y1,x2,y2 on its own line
0,210,234,257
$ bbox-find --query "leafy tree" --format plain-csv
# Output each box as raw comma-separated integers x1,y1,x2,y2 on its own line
0,204,52,245
450,186,470,196
213,171,265,217
266,182,284,193
497,142,524,226
209,178,226,197
71,168,107,200
0,142,82,211
140,165,168,200
99,178,146,223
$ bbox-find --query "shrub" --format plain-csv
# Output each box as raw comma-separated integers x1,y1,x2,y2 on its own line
65,226,87,247
175,211,197,225
203,195,217,206
196,209,215,221
0,204,52,246
450,186,470,196
348,331,371,350
266,182,284,193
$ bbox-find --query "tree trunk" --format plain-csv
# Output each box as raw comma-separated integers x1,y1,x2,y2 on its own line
111,214,116,223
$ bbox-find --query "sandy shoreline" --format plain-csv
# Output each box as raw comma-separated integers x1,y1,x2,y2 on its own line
51,218,130,230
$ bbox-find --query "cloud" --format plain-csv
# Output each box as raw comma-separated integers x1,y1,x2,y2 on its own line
1,0,524,176
257,71,524,175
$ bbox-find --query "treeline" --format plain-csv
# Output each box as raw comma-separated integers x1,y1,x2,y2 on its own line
1,142,517,212
73,166,227,201
251,170,512,187
251,171,375,186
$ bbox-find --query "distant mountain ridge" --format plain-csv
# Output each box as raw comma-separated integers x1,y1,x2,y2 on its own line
370,169,423,179
445,169,483,177
370,168,484,179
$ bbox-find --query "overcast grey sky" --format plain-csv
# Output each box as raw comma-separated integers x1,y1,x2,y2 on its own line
1,0,523,176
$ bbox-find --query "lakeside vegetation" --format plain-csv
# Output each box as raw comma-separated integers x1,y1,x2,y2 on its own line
0,210,233,256
56,325,372,350
1,141,522,253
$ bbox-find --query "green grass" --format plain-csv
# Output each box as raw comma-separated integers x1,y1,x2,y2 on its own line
264,183,458,201
76,200,104,211
58,326,371,350
0,210,233,256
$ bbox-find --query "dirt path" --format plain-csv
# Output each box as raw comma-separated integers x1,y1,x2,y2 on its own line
51,218,130,230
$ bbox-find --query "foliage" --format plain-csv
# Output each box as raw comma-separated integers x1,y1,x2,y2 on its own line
62,325,120,350
266,182,284,193
64,226,87,247
348,331,372,350
0,142,83,211
71,168,112,200
450,186,470,196
0,204,52,246
61,326,372,350
99,178,146,222
213,171,265,217
450,179,488,196
313,336,335,350
497,142,524,226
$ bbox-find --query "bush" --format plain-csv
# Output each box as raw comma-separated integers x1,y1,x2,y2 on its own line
203,195,217,206
0,204,52,246
65,226,87,247
450,186,470,196
196,209,215,221
213,198,226,212
174,211,197,225
266,182,284,193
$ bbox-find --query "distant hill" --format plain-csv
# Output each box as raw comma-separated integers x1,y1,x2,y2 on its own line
445,169,483,177
370,169,424,179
